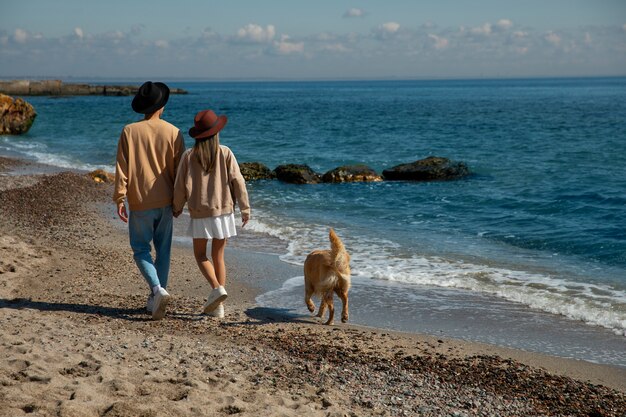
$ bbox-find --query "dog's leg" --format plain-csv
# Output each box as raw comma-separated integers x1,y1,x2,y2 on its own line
316,297,327,319
324,292,335,325
337,289,349,323
304,283,315,313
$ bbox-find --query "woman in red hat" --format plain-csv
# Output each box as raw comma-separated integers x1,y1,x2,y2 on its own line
173,109,250,318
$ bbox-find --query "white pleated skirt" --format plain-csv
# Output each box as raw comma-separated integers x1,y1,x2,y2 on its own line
187,213,237,239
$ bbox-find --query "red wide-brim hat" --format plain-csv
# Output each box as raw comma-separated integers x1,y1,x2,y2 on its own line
189,109,228,139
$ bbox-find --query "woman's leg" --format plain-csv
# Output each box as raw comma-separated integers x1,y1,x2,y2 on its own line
193,238,220,289
211,238,227,287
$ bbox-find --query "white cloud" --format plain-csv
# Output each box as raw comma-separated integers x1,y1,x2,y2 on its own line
316,32,336,42
372,22,401,40
381,22,400,34
544,31,561,46
496,19,513,30
513,31,528,39
516,46,529,55
320,43,349,53
274,35,304,54
428,34,448,50
14,28,28,44
155,40,169,48
237,24,275,43
622,23,626,32
470,23,492,36
584,32,592,45
74,27,84,39
343,8,365,18
104,30,125,42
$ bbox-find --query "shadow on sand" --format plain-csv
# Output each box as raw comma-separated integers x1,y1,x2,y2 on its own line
0,297,316,326
0,297,152,322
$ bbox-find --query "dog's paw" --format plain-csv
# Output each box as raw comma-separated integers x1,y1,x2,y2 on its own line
341,316,348,323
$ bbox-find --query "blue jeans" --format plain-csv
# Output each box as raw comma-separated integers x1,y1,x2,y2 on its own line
128,205,173,291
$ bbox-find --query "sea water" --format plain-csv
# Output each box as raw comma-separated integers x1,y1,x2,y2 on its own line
2,78,625,365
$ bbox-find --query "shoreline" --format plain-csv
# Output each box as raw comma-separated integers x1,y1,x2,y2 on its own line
1,155,625,415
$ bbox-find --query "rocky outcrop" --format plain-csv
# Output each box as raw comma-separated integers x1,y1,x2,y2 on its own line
239,162,275,181
273,164,321,184
0,80,187,96
240,158,469,183
0,94,37,135
322,165,383,183
88,169,115,183
383,156,470,181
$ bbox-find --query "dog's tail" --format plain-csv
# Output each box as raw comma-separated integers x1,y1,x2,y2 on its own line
329,228,349,276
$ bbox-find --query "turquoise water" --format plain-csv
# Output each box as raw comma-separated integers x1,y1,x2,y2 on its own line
2,78,626,364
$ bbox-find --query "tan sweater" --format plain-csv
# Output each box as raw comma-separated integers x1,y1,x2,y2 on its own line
173,146,250,219
113,119,185,211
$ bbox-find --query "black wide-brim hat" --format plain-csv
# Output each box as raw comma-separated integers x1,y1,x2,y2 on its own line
131,81,170,114
189,109,228,139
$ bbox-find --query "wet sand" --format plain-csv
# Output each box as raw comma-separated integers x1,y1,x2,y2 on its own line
0,156,625,416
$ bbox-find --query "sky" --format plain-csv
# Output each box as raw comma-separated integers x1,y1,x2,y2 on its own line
1,0,625,80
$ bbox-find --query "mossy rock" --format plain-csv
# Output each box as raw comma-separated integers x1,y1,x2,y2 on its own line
0,94,37,135
382,156,470,181
239,162,276,181
88,169,115,183
273,164,321,184
322,165,383,183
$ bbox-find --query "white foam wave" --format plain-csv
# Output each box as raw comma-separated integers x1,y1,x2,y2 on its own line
0,138,113,172
246,209,626,335
26,151,113,172
255,276,304,307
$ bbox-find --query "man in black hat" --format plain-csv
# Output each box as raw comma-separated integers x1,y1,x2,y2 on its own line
113,81,185,320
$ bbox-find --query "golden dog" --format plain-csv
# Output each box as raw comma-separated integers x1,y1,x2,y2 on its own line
304,229,351,325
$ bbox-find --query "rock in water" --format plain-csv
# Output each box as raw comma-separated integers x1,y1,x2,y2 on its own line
0,94,37,135
322,165,383,183
273,164,321,184
382,156,470,181
239,162,276,181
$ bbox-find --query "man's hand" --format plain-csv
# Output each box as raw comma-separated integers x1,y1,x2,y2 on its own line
173,209,182,218
241,213,250,228
117,204,128,223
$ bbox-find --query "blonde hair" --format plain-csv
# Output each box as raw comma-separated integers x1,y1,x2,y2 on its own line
193,133,220,173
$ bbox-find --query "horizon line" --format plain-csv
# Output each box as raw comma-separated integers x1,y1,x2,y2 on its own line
1,74,625,83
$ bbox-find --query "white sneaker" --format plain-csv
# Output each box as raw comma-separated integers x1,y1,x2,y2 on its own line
203,286,227,314
152,287,171,320
146,294,155,313
208,302,224,318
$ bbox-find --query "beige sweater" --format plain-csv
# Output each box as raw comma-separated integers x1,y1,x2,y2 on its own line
173,146,250,219
113,119,185,211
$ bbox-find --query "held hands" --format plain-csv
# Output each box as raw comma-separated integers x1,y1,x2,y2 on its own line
242,213,250,228
117,204,128,223
173,209,182,218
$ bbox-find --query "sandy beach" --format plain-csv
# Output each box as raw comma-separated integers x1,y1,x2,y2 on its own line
1,156,625,417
